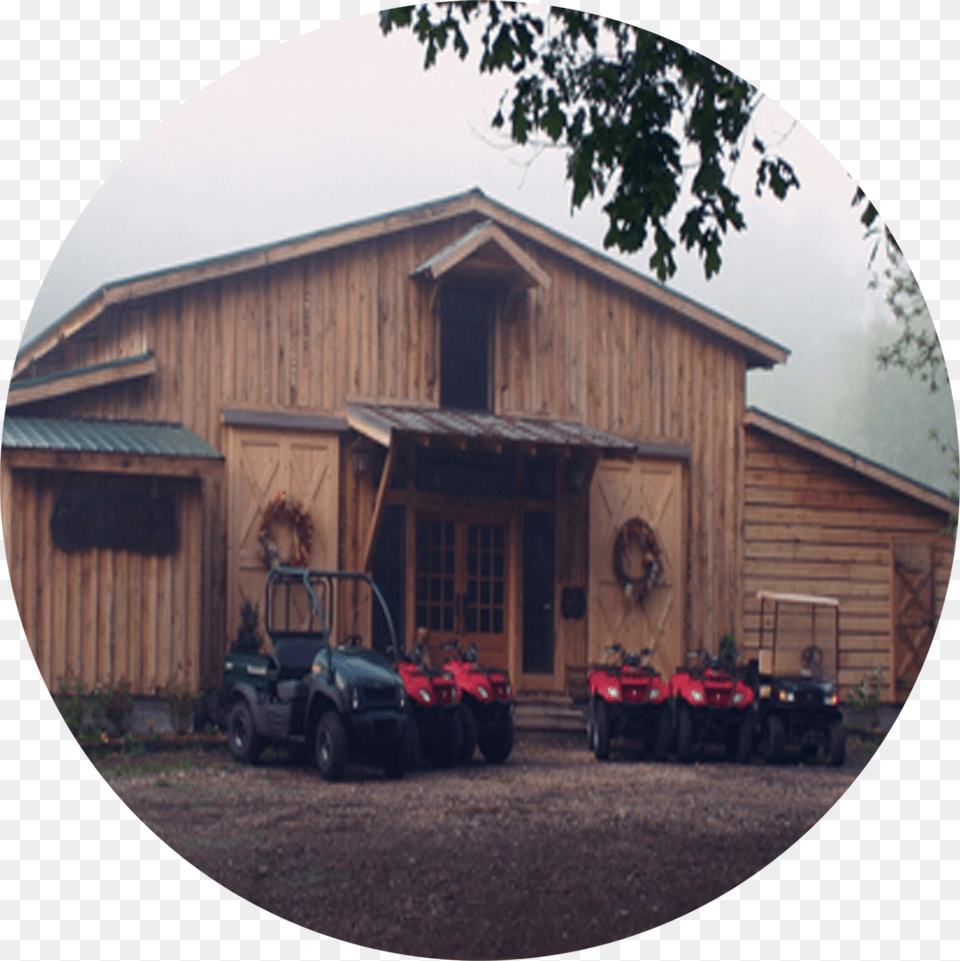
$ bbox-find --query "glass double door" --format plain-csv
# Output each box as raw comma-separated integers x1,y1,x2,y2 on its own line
414,516,508,670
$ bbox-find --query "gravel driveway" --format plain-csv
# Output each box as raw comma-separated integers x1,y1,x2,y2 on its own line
99,729,862,960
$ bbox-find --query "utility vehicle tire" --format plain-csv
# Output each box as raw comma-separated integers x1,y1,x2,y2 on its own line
427,709,463,768
650,706,672,762
315,711,348,781
591,698,611,761
457,703,478,764
735,713,753,763
479,719,514,764
828,720,846,767
382,730,410,780
227,700,263,765
675,701,695,763
762,714,786,764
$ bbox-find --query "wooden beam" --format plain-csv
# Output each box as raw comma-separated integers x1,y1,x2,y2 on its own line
1,447,223,480
7,352,157,408
361,440,398,575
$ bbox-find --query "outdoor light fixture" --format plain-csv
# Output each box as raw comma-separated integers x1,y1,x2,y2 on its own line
350,439,375,478
565,453,592,495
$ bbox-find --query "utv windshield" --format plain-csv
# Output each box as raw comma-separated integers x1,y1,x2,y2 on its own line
757,591,840,681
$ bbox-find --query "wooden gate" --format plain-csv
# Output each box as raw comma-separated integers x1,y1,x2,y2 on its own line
588,458,685,678
226,427,340,643
892,536,954,702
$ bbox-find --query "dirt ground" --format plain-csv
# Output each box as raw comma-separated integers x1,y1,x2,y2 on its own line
96,730,864,960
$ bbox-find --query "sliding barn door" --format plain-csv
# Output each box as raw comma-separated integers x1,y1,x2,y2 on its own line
226,427,340,642
589,458,685,679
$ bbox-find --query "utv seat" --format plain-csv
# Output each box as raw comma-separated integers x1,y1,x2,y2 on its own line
271,633,325,680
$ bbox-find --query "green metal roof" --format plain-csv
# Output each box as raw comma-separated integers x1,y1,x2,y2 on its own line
1,416,223,460
9,351,155,392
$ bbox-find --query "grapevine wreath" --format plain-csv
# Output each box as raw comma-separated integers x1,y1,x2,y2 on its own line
258,492,313,569
612,517,662,603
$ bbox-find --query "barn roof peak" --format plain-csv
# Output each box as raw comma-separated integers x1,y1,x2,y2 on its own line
15,187,788,377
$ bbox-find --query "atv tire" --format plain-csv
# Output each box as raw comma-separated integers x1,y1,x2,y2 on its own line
727,713,753,764
590,698,611,761
675,701,695,763
828,719,846,767
650,706,672,762
761,714,786,764
315,710,348,781
227,700,263,765
427,709,463,768
479,719,514,764
458,703,478,764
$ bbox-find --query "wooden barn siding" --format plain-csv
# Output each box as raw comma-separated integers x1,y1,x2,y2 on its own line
3,467,203,697
19,214,748,667
742,427,952,699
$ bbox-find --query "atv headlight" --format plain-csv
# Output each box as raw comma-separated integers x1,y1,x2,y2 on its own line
607,686,621,700
731,691,744,706
419,688,432,704
351,687,361,711
398,686,407,710
825,692,839,707
648,687,661,702
477,685,490,700
778,689,795,703
689,689,704,703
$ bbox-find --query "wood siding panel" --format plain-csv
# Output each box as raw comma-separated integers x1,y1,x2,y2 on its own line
3,470,204,696
743,427,954,701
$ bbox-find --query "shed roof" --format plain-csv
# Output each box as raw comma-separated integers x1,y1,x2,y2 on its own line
2,416,223,460
15,188,789,378
745,407,958,517
346,403,641,457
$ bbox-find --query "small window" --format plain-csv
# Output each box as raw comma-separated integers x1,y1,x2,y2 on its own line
440,286,494,411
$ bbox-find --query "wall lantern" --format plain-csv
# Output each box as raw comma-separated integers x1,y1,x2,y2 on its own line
565,453,593,495
351,439,375,478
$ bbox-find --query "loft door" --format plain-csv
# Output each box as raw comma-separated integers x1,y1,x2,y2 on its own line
415,516,508,670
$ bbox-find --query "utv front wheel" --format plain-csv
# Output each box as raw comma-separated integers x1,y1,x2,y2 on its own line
728,713,753,764
227,700,263,765
762,715,785,764
591,698,611,761
315,711,348,781
828,720,846,767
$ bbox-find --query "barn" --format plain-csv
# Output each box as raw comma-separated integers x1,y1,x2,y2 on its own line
1,188,953,705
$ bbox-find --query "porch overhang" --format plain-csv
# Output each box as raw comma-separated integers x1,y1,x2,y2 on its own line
1,416,224,479
345,403,639,459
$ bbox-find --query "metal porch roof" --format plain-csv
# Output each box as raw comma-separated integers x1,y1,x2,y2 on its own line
345,403,639,455
2,416,224,460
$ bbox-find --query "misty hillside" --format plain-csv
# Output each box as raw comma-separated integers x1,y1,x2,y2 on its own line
749,317,957,499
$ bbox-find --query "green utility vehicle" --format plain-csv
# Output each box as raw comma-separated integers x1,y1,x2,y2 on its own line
752,591,846,766
222,567,410,780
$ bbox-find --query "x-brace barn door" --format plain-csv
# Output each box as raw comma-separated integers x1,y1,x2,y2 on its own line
226,426,339,643
588,458,685,679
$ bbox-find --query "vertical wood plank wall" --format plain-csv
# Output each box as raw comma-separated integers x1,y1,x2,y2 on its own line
14,213,752,683
742,426,953,700
3,465,203,697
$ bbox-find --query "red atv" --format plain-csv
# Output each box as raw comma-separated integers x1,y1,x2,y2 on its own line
586,644,671,762
669,646,755,763
394,637,463,768
440,640,515,764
